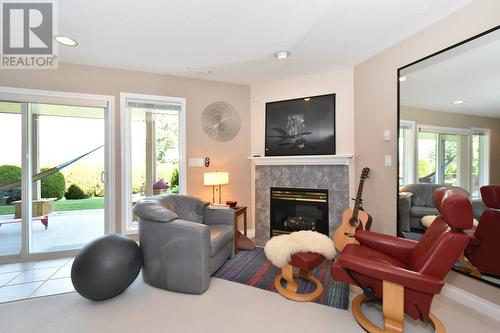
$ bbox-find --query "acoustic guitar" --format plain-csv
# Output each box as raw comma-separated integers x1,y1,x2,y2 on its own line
333,167,371,252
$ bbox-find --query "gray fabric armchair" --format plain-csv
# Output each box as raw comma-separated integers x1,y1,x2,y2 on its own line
133,195,234,294
398,183,485,236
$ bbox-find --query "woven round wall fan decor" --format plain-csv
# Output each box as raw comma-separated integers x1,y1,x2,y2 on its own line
201,101,241,142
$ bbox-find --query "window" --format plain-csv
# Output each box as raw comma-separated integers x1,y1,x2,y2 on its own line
399,121,415,187
471,128,490,198
417,125,469,187
399,122,490,197
121,93,186,233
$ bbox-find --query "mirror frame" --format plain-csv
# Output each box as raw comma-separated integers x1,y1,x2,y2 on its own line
396,24,500,288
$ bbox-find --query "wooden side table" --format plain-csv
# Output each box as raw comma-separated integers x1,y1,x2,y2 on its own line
232,206,247,254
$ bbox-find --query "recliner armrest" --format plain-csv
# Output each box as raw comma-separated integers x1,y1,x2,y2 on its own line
355,230,417,264
204,207,235,227
339,254,443,294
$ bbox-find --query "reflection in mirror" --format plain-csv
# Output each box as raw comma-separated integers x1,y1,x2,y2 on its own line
398,26,500,287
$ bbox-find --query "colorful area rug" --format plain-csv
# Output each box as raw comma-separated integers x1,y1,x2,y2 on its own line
213,247,349,310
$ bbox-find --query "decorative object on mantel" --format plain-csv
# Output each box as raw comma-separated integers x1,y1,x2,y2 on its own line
201,101,241,142
204,171,229,204
265,94,335,156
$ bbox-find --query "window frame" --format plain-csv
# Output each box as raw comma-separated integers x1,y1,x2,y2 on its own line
120,92,186,234
470,127,490,198
399,120,416,187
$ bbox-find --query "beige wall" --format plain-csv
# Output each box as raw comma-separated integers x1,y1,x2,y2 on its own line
0,63,251,233
250,67,354,156
401,105,500,184
354,0,500,303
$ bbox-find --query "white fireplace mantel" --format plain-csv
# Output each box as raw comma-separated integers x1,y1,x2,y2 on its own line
249,154,353,166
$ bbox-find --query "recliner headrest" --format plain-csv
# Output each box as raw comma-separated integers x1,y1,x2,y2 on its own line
481,185,500,209
439,189,473,230
433,187,448,212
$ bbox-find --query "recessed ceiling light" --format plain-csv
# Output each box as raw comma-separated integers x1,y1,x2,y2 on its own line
273,50,291,60
304,98,310,101
55,36,78,46
451,100,465,105
399,75,407,82
188,67,211,74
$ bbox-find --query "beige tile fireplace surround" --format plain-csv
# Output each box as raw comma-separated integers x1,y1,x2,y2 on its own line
249,155,353,246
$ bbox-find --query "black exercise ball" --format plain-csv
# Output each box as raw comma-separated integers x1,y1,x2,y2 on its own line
71,234,142,301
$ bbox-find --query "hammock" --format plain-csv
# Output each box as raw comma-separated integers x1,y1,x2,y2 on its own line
418,155,456,183
0,145,103,191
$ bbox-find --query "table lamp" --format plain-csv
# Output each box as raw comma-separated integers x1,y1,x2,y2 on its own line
204,171,229,204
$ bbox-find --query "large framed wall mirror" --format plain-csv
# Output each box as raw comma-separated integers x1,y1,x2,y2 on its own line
397,26,500,287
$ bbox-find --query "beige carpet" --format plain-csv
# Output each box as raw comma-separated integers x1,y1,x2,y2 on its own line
0,275,498,333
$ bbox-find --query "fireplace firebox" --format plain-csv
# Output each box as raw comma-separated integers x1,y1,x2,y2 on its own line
270,187,328,237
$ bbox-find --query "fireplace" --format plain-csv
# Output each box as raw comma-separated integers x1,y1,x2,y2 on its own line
270,187,329,237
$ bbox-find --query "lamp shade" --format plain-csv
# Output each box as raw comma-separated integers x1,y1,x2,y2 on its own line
204,172,229,186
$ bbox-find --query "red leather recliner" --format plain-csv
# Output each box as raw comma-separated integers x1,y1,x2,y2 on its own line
465,185,500,277
331,188,472,333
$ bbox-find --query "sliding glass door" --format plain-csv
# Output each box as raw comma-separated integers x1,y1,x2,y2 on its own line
30,103,106,253
0,102,23,256
0,90,114,260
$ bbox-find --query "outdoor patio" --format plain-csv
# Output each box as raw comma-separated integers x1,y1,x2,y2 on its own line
0,209,104,254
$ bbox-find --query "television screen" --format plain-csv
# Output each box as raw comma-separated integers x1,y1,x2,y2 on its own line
265,94,335,156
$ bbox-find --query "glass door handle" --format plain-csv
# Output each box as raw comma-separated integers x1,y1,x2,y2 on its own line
100,171,106,184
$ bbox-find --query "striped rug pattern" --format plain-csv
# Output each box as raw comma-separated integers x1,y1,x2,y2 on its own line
213,247,349,310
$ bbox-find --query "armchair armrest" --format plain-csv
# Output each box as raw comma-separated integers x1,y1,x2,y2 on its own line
339,254,443,294
355,230,417,264
398,195,412,233
204,207,235,227
139,218,211,294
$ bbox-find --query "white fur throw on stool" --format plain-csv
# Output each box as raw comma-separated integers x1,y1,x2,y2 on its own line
264,230,336,268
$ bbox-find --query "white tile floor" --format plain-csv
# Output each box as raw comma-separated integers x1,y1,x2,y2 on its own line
0,257,75,303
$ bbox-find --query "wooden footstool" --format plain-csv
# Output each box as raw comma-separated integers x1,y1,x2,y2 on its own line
274,252,324,302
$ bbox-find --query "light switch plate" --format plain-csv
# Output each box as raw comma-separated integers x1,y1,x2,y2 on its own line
383,130,391,141
384,155,392,167
188,158,204,167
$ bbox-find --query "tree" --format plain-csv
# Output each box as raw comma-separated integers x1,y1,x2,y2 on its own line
155,116,179,164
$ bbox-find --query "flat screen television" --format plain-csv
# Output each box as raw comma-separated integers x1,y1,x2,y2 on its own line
265,94,335,156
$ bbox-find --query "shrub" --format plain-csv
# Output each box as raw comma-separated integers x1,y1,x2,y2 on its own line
170,185,179,194
63,164,102,198
170,168,179,188
65,184,88,200
0,165,22,203
41,168,65,200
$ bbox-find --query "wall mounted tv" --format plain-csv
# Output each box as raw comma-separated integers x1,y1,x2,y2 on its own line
265,94,335,156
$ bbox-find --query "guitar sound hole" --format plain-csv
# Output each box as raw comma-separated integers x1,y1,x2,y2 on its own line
349,218,359,227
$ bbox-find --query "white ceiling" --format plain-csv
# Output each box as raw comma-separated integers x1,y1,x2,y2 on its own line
57,0,473,84
400,28,500,118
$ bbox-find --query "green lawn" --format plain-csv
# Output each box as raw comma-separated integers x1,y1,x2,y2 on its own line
0,197,104,215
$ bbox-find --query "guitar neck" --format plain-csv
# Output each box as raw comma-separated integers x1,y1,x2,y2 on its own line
352,179,365,218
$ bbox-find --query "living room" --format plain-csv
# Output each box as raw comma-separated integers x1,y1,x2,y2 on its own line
0,1,499,332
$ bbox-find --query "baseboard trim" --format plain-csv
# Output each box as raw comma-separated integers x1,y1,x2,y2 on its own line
442,283,500,321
